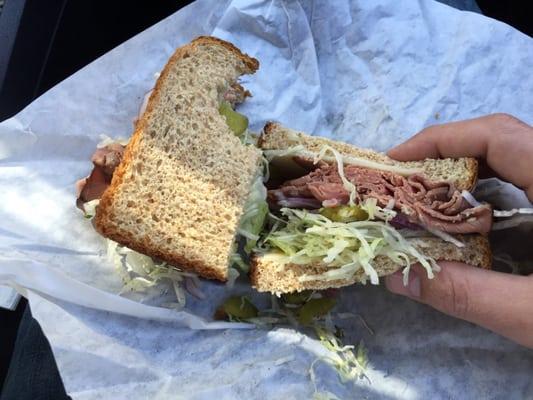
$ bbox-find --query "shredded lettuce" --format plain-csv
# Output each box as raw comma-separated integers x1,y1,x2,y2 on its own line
106,239,197,309
359,197,396,221
237,175,269,254
82,199,100,219
314,146,357,206
261,155,270,182
216,293,371,393
264,202,437,285
229,152,269,272
313,326,369,382
226,265,241,287
310,326,369,398
229,249,250,274
242,129,261,147
424,226,465,247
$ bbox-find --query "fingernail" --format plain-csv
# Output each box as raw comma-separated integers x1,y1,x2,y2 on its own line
386,145,404,158
385,271,421,298
386,148,399,157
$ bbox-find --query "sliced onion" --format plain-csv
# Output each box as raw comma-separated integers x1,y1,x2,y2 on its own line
278,198,322,209
425,226,465,248
461,190,482,207
385,199,396,210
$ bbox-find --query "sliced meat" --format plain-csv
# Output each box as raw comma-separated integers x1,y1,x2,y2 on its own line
415,202,493,234
308,183,349,205
91,143,125,176
268,164,492,234
76,143,125,209
222,82,250,108
76,167,109,209
75,177,88,198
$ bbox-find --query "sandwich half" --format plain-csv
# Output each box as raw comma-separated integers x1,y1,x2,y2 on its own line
250,123,492,294
92,37,262,281
79,36,492,292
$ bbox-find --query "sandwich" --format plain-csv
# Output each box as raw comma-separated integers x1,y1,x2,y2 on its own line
76,36,492,296
77,36,262,281
250,123,492,294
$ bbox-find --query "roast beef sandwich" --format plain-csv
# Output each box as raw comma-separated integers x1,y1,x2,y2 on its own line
76,36,492,295
250,123,492,294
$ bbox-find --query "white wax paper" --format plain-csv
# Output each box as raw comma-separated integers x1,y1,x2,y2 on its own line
1,0,533,398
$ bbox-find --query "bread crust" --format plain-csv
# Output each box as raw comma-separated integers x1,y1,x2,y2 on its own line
94,36,259,282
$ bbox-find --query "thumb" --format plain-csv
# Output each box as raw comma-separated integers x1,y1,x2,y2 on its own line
385,262,533,348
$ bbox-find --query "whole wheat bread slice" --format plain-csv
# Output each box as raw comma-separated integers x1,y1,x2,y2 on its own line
260,122,478,191
95,37,261,281
251,235,491,294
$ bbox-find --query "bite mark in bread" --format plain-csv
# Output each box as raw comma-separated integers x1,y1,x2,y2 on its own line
95,37,261,281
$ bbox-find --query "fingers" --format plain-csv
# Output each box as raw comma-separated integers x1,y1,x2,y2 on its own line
387,114,533,200
385,262,533,348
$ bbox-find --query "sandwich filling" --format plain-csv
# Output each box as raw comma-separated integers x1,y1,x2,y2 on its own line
251,147,493,285
76,142,126,209
268,163,492,234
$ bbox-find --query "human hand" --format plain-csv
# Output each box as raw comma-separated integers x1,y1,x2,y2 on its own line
384,113,533,348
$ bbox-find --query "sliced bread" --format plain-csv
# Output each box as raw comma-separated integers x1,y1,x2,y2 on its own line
95,37,262,281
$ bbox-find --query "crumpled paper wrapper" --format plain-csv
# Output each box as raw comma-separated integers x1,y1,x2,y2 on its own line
1,0,532,398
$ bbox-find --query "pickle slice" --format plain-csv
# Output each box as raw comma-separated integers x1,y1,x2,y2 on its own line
219,101,248,137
